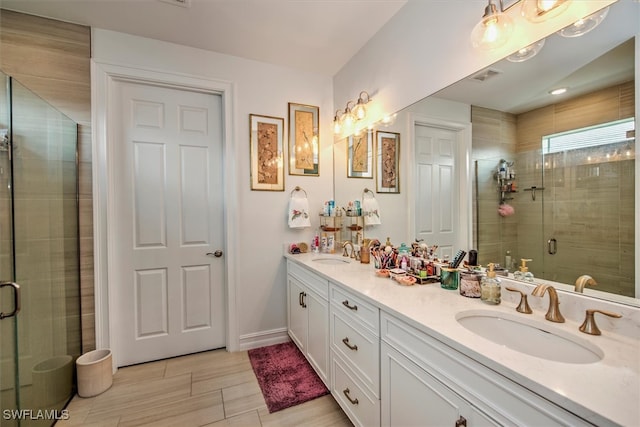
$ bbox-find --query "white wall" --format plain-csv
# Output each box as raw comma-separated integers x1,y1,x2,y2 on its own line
92,29,335,350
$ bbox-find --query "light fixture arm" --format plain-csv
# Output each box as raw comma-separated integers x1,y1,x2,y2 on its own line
356,91,370,105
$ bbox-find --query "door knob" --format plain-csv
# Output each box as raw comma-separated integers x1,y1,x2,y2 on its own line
206,250,223,258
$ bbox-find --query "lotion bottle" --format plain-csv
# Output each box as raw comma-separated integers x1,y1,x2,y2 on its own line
481,263,501,305
514,258,533,282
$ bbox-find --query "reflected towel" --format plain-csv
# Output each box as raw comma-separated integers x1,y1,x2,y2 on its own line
288,195,311,228
362,196,381,225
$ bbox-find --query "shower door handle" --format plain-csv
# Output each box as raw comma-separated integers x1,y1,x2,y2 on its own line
0,282,21,320
547,238,557,255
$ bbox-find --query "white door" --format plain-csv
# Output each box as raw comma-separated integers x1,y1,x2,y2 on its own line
113,80,225,366
415,124,458,260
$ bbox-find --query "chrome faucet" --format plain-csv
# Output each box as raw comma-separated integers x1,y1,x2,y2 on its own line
342,241,355,258
574,275,597,293
531,284,565,323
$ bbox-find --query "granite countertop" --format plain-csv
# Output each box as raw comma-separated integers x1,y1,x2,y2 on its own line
285,252,640,427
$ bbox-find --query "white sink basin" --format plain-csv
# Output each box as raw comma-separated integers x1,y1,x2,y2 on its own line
312,257,351,264
456,310,603,364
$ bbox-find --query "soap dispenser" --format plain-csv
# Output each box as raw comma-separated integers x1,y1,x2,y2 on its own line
514,259,534,282
481,263,501,305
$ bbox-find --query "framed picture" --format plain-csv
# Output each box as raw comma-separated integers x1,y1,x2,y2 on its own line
347,129,373,178
250,114,285,191
376,131,400,193
288,103,319,176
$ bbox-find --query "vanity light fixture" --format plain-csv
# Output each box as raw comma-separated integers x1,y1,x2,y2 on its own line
352,91,370,120
507,38,545,62
333,92,374,135
471,0,514,50
558,6,609,37
521,0,572,23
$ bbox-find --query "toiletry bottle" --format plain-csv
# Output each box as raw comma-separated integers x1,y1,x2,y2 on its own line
514,259,533,282
505,251,511,271
481,263,501,305
321,233,328,253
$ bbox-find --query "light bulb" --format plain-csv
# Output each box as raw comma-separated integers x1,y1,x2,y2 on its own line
333,110,342,134
471,1,514,50
353,103,366,120
522,0,571,23
352,91,370,120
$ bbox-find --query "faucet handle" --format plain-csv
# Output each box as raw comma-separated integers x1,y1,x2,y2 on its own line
505,287,533,314
579,309,622,336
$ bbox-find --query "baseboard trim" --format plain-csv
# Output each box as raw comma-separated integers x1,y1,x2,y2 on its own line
238,327,289,351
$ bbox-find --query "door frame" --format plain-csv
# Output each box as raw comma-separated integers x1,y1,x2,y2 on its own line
91,61,239,368
406,114,472,253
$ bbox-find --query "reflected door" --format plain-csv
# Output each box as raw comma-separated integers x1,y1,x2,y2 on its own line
415,124,458,260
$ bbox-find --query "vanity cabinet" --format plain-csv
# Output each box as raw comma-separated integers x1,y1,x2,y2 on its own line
330,283,381,427
286,260,329,386
381,342,501,427
380,312,593,427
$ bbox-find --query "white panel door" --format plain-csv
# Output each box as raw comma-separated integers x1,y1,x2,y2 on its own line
113,80,225,366
415,124,458,260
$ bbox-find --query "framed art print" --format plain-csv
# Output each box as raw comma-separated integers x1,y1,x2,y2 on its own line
288,103,319,176
376,130,400,193
347,129,373,178
250,114,285,191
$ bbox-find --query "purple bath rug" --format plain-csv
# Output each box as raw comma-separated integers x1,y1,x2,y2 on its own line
248,341,329,413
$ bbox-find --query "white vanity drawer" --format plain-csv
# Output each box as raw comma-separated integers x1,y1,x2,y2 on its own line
287,260,329,299
332,353,380,427
330,283,379,333
331,310,379,396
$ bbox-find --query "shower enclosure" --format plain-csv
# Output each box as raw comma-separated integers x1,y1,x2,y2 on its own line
0,71,80,426
475,119,636,298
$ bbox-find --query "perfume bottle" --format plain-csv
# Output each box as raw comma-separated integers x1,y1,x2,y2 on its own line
481,263,501,305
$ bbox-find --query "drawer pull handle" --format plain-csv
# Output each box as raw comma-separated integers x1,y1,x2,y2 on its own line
342,300,358,311
342,337,358,351
301,292,307,308
455,416,467,427
343,388,359,405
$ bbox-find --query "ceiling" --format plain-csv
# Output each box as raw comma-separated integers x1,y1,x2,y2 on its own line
0,0,408,76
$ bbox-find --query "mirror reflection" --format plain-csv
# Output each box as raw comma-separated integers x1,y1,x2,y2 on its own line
333,0,638,305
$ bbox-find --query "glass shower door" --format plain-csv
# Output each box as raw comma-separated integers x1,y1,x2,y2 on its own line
0,73,79,427
1,70,19,427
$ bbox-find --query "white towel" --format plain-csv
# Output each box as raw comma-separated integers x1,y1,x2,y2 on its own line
288,194,311,228
362,195,381,225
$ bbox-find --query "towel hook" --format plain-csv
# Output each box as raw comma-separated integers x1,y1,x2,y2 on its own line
291,186,308,197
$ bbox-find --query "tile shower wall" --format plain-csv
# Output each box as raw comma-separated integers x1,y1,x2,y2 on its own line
516,81,635,296
471,106,517,268
0,10,93,350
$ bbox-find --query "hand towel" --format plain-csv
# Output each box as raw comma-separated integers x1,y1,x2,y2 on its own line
288,194,311,228
362,195,381,225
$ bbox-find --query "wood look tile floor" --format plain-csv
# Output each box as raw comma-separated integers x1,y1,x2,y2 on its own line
57,349,353,427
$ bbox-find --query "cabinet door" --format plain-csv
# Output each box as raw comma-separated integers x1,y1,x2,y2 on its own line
381,342,499,427
288,275,307,352
306,290,329,385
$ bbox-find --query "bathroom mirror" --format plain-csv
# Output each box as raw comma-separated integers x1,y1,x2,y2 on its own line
333,0,639,306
